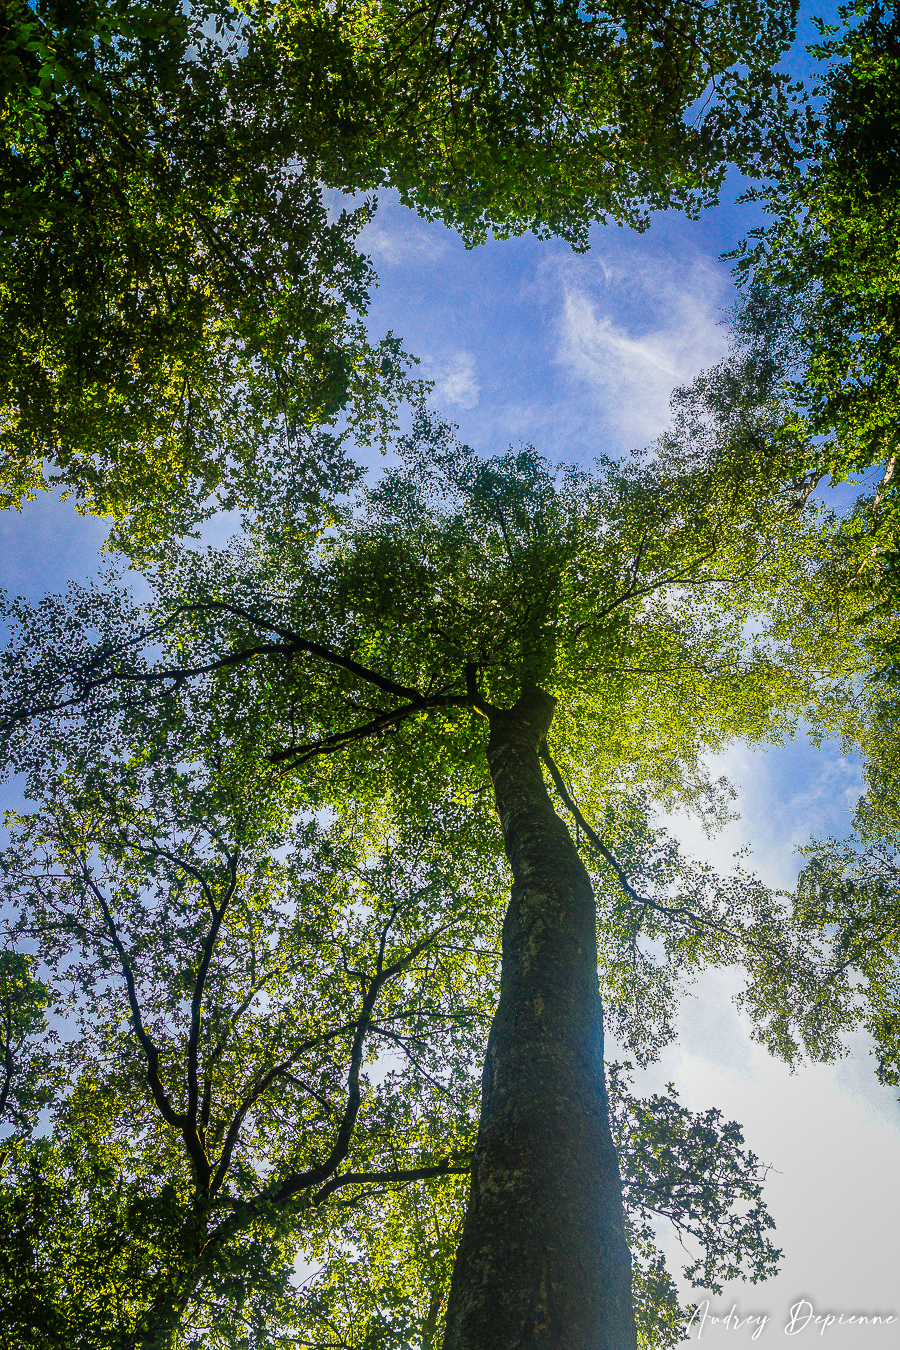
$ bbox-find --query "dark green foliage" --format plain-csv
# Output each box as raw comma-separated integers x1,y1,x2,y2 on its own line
269,0,803,247
0,0,414,548
609,1065,781,1295
728,2,900,555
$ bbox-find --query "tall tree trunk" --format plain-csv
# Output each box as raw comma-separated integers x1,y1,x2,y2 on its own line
443,686,636,1350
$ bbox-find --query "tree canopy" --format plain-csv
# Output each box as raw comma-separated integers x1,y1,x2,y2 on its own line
0,738,495,1346
1,0,805,546
726,1,900,571
0,709,782,1348
267,0,803,246
0,0,416,548
6,0,899,1331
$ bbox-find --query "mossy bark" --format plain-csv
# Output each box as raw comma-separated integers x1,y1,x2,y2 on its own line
443,686,636,1350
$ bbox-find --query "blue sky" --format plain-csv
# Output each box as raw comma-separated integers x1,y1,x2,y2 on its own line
2,1,898,1340
359,196,737,465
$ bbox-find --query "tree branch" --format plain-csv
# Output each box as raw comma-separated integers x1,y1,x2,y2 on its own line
539,743,707,933
186,854,239,1163
311,1159,472,1206
261,928,444,1208
78,867,199,1148
267,693,468,769
168,601,432,704
207,1020,371,1196
0,998,14,1121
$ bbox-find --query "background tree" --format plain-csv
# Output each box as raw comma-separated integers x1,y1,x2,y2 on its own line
0,414,864,1348
712,664,900,1090
725,0,900,599
643,89,900,1089
0,746,498,1347
0,0,415,549
267,0,803,248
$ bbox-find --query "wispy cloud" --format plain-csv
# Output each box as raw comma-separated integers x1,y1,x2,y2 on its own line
429,350,480,409
550,249,729,445
359,220,449,267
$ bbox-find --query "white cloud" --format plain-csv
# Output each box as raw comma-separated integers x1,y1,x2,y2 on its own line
662,734,863,893
430,350,480,409
358,220,448,266
550,249,729,445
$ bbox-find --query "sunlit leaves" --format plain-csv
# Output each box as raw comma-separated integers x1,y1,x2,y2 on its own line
268,0,804,246
0,0,420,552
0,718,502,1345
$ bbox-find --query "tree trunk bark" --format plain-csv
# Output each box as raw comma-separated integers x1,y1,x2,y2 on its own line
443,686,636,1350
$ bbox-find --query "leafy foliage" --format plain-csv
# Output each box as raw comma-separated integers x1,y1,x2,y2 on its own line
727,1,900,576
2,420,869,1343
0,731,499,1346
609,1064,781,1296
279,1066,781,1350
2,0,809,545
267,0,804,248
635,308,900,1090
0,656,786,1346
0,0,416,549
730,686,900,1083
0,414,871,1057
0,951,54,1134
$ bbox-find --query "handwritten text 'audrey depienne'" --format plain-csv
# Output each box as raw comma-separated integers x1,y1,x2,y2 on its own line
688,1298,897,1339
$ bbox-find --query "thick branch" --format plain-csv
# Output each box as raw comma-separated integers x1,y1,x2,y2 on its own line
5,598,455,732
312,1159,472,1206
268,693,469,768
2,641,292,731
207,1020,373,1196
268,702,427,767
539,743,706,933
186,855,238,1160
168,602,433,704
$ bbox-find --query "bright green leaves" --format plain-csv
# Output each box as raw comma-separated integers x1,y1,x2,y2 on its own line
0,0,420,553
0,407,865,846
1,415,867,1065
1,416,863,1344
288,1066,782,1350
266,0,803,247
0,951,54,1135
0,1096,309,1349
